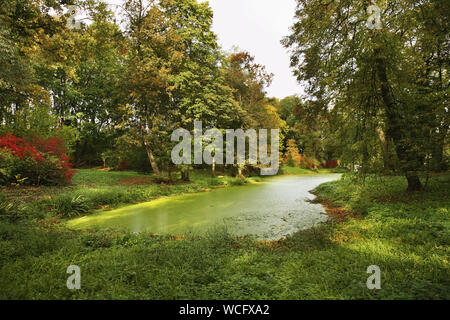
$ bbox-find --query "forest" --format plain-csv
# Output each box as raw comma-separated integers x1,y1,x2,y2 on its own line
0,0,448,301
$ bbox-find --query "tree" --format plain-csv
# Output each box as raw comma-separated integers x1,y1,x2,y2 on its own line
121,0,185,177
0,0,64,133
283,0,449,191
121,0,245,178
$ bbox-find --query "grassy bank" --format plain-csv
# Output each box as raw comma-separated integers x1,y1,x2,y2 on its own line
0,170,448,299
0,169,260,220
281,166,347,175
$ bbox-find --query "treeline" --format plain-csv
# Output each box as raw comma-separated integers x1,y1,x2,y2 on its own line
0,0,286,180
1,0,448,190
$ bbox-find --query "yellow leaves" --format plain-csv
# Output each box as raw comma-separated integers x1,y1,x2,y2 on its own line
170,235,185,240
166,85,176,92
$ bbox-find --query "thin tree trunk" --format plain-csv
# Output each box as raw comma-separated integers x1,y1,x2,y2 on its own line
376,126,390,171
144,140,160,177
182,167,190,181
141,121,160,177
431,132,446,172
237,165,244,179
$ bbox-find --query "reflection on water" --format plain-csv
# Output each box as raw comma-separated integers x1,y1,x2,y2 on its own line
68,174,340,240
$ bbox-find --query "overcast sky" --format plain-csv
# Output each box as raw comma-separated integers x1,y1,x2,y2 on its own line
203,0,301,99
106,0,302,99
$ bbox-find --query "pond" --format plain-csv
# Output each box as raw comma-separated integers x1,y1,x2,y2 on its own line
67,174,340,240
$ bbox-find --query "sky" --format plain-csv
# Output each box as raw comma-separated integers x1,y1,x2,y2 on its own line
104,0,303,99
202,0,302,99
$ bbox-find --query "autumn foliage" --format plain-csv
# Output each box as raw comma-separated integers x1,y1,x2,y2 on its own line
284,139,339,169
0,134,44,162
284,139,312,168
0,133,76,186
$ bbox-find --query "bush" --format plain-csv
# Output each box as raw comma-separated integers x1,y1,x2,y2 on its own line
81,230,115,249
228,177,247,186
52,194,90,218
286,155,296,167
0,133,76,186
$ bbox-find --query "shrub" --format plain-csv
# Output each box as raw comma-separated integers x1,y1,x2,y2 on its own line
284,139,308,167
208,178,223,186
324,160,339,168
299,159,309,169
81,230,115,249
117,160,130,171
0,133,76,186
286,155,296,167
228,177,247,186
52,194,90,218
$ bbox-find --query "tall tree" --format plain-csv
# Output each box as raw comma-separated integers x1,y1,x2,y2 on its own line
122,0,244,176
283,0,449,190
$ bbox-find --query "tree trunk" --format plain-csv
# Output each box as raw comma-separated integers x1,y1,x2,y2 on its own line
237,165,244,179
377,126,391,171
374,47,422,191
141,121,161,177
406,173,422,192
144,141,160,177
181,167,190,182
431,132,446,172
211,158,216,178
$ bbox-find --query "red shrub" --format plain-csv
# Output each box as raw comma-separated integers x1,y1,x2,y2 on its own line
118,160,130,171
0,133,76,185
0,133,44,162
325,160,339,168
31,136,76,181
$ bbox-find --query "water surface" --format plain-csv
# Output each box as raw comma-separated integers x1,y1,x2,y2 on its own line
68,174,340,240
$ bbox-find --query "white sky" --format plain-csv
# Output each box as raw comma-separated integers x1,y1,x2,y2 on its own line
202,0,302,99
104,0,303,99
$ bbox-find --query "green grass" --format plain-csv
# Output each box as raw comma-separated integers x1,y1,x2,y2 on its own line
281,165,348,175
71,169,151,186
0,170,448,299
281,166,315,175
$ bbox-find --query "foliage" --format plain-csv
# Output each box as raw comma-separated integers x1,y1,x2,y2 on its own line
284,139,303,166
52,194,90,218
283,0,449,190
0,133,76,186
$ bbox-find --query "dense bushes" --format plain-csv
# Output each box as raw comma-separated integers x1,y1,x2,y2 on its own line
0,133,76,186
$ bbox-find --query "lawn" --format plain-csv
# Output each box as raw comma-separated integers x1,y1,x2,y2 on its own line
0,170,448,299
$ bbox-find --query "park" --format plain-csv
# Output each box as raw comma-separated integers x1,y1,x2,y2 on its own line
0,0,448,300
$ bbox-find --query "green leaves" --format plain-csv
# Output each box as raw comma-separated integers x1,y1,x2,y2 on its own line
284,0,449,189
